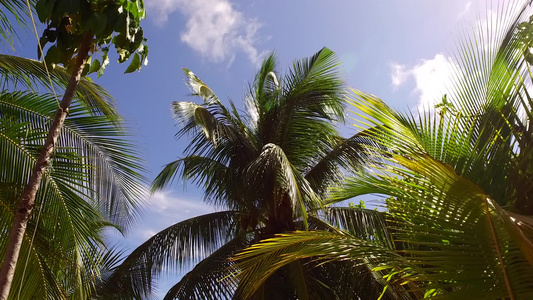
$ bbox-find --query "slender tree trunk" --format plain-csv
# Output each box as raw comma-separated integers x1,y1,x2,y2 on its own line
0,32,93,300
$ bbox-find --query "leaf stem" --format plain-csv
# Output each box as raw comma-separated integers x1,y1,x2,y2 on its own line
484,197,515,300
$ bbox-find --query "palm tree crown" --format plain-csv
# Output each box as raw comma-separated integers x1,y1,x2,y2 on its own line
106,48,377,299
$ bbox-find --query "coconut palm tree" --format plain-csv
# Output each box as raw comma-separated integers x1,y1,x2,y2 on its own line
234,2,533,299
0,1,148,298
0,55,147,299
102,48,393,299
1,9,147,290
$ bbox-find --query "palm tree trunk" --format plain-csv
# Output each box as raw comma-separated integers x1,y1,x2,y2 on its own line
0,32,93,300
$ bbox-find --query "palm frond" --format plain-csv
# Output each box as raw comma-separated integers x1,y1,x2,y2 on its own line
253,53,279,110
352,154,533,298
320,207,393,248
276,48,346,170
305,133,377,196
0,89,146,298
245,143,321,227
0,91,147,228
234,230,404,299
0,54,118,119
148,48,372,298
343,16,533,290
93,246,157,300
101,211,241,299
0,0,36,48
183,68,219,104
152,156,254,211
163,234,250,300
235,3,533,299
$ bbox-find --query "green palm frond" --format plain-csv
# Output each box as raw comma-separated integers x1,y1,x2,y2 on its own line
340,88,533,297
152,156,231,204
283,47,345,122
93,246,159,300
163,234,250,300
320,207,393,248
305,133,377,196
0,89,146,299
234,230,405,299
0,91,146,228
349,84,529,210
252,53,279,111
332,2,533,296
1,180,111,299
344,154,533,298
177,68,255,152
245,143,319,225
0,54,118,119
0,0,35,48
101,211,241,299
235,207,403,299
171,100,254,158
273,48,345,170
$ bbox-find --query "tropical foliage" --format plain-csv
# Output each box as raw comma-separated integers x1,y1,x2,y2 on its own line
100,47,396,299
3,1,533,299
0,1,147,298
0,56,146,299
0,0,35,49
235,2,533,299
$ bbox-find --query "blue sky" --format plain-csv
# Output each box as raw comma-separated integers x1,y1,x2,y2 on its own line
7,0,504,297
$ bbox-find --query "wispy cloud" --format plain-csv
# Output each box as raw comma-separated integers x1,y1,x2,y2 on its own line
457,2,472,20
140,229,158,239
390,62,409,88
149,191,212,217
390,54,457,110
145,0,265,66
109,190,213,247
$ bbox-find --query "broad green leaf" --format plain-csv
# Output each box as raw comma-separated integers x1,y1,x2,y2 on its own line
124,52,140,73
88,58,101,74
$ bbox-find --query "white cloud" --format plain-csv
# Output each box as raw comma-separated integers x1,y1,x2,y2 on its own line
116,190,214,246
390,62,409,88
149,190,212,218
457,2,472,20
144,0,180,24
390,54,457,110
411,54,456,110
145,0,265,66
141,229,157,239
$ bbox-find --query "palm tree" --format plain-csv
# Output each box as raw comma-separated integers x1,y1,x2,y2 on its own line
0,55,147,299
234,2,533,299
0,1,147,290
103,48,388,299
0,1,148,298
